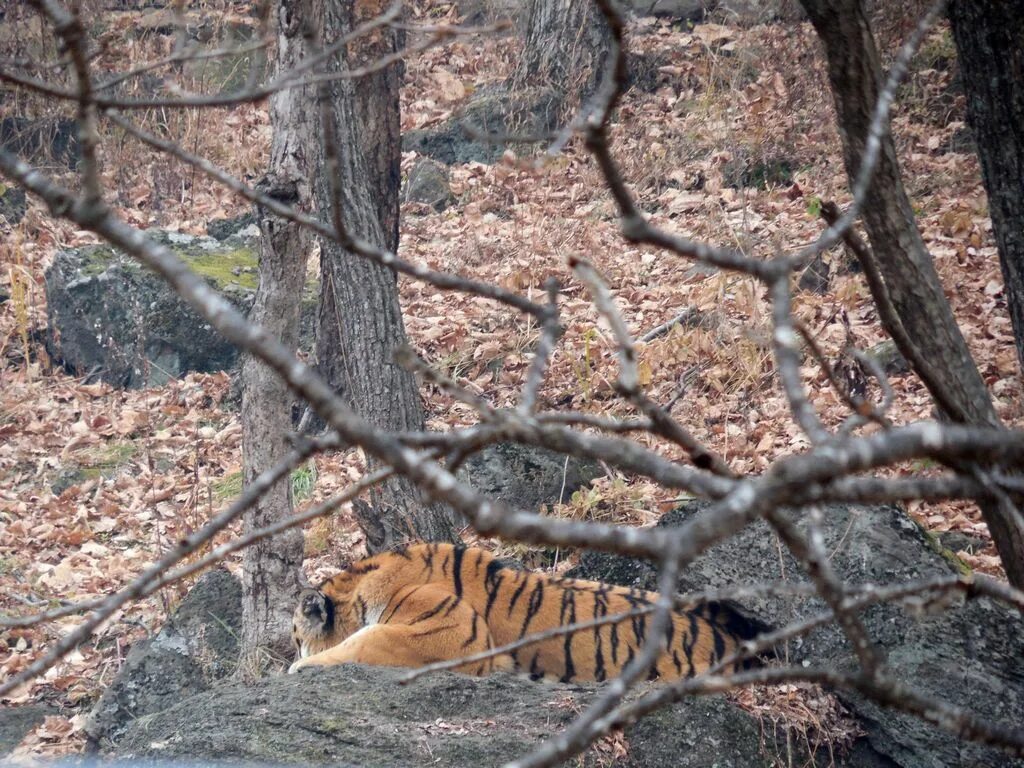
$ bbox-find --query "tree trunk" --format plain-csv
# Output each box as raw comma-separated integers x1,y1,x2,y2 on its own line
512,0,612,101
239,0,318,666
799,0,1024,588
948,1,1024,374
315,0,458,553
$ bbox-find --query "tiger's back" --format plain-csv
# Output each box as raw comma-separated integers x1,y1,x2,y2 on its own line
289,542,758,682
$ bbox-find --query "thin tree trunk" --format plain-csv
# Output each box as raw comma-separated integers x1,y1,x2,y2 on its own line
512,0,611,101
799,0,1024,588
239,0,318,665
316,0,457,553
948,0,1024,374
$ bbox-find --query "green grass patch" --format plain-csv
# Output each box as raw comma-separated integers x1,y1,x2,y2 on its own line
291,461,317,502
213,470,244,502
212,462,317,504
78,440,138,479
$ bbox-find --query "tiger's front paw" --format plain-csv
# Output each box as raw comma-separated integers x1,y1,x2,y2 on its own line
288,659,308,674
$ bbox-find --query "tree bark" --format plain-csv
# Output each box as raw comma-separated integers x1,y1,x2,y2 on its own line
315,0,458,553
799,0,1024,588
948,0,1024,375
239,0,318,665
512,0,612,101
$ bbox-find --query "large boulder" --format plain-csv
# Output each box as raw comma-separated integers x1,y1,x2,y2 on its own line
110,663,820,767
403,86,563,166
84,568,242,749
44,227,317,388
570,502,1024,768
0,116,80,170
621,0,711,22
456,443,603,513
404,158,454,211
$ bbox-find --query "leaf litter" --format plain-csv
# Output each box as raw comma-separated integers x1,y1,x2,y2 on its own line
0,2,1019,759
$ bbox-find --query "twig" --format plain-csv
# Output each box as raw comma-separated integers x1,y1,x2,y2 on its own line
107,112,546,318
818,200,970,424
571,256,735,477
507,541,683,768
640,308,700,343
783,0,950,271
518,278,563,413
0,432,336,629
794,319,892,430
770,277,829,443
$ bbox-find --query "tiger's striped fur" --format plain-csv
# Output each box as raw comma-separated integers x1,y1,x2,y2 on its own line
288,542,756,681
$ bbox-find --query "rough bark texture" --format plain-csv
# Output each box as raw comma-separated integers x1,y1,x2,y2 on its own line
239,0,317,662
316,0,457,552
799,0,1024,589
948,1,1024,374
512,0,612,102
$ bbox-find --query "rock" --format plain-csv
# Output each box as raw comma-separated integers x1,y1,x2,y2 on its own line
0,704,54,757
0,184,26,225
50,465,89,496
627,50,676,94
570,502,1024,768
184,33,266,95
456,443,603,513
457,0,522,25
403,86,563,165
404,159,454,211
684,262,720,280
206,211,257,240
865,339,910,378
44,228,317,388
0,116,80,170
797,252,831,294
621,0,712,22
937,529,989,554
109,663,813,767
722,155,793,190
715,0,807,25
948,123,976,155
84,568,242,749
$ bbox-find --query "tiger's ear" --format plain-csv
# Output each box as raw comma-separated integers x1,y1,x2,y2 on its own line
298,588,333,629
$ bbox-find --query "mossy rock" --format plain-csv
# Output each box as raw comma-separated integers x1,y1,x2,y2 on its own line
45,227,318,388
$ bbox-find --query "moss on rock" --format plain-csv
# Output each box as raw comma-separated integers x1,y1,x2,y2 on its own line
45,229,318,388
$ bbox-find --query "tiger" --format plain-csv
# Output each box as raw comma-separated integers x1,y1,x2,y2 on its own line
288,542,760,682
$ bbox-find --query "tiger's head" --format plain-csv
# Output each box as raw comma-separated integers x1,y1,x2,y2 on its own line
291,587,350,661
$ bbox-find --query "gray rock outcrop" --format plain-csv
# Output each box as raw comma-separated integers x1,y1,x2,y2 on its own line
456,442,604,513
44,227,317,388
570,502,1024,768
86,501,1022,767
0,116,81,170
110,664,818,767
84,568,242,749
622,0,711,22
403,86,563,166
404,159,454,211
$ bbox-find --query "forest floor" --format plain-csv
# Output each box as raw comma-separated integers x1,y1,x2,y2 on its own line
0,1,1020,759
